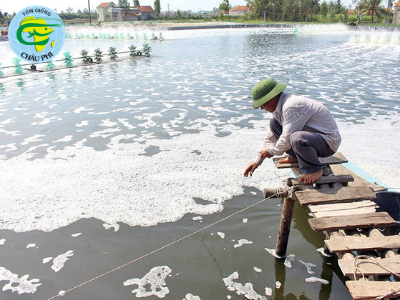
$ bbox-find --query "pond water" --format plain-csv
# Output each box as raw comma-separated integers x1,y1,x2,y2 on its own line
0,25,399,299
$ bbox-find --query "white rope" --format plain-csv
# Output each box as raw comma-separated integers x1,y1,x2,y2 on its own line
351,255,400,300
47,182,291,299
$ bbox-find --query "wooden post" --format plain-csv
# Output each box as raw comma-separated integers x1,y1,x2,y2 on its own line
275,196,295,258
264,187,289,199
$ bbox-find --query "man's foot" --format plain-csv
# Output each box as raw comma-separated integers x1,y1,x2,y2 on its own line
298,169,323,184
278,156,298,164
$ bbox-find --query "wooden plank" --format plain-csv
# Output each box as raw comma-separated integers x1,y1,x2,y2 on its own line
295,186,376,206
325,235,400,252
309,212,396,232
274,152,348,169
339,256,400,276
290,174,354,186
330,164,387,192
308,200,378,213
346,281,400,299
313,206,376,218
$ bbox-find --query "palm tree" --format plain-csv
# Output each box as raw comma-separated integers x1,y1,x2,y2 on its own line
359,0,382,23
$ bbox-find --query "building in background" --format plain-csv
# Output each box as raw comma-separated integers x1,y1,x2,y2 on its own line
229,6,251,16
97,2,155,22
394,0,400,24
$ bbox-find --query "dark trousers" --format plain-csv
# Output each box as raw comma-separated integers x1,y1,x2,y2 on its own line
270,118,335,174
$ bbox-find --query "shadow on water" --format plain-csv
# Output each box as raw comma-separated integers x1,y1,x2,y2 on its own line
291,200,351,300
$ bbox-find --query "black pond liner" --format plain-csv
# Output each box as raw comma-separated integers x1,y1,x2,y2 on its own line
374,191,400,222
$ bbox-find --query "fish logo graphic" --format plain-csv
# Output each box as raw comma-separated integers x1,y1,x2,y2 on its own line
9,6,65,63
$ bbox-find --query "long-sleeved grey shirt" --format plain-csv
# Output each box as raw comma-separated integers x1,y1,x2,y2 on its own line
255,92,341,165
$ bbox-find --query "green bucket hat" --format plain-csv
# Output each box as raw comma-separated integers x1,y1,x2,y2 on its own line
252,78,287,109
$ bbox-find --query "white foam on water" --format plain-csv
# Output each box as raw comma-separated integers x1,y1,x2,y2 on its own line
20,135,45,146
76,121,89,127
26,144,50,154
299,260,316,274
0,126,284,232
51,250,74,272
0,110,399,233
217,232,225,239
123,266,171,298
317,247,333,257
0,239,5,245
265,248,283,259
0,266,41,294
55,136,73,143
347,32,400,46
223,271,267,300
31,115,62,126
43,257,52,264
234,239,253,248
184,293,201,300
118,118,135,130
100,119,118,127
89,127,120,138
337,115,400,189
265,249,296,266
305,277,329,284
0,129,19,137
284,254,296,268
71,233,81,237
103,223,120,232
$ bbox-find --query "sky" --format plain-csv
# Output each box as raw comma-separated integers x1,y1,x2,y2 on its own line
1,0,246,14
1,0,354,15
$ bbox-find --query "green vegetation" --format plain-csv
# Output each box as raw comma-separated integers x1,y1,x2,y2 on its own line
154,0,161,18
219,0,231,14
243,0,394,24
0,0,397,27
155,0,394,25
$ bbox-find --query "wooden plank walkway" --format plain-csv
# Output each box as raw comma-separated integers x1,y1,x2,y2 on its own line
274,152,348,169
295,186,377,205
346,281,400,299
308,212,396,232
326,235,400,252
270,152,400,300
339,256,400,276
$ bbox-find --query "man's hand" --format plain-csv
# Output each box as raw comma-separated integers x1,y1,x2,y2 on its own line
261,149,273,159
244,149,273,177
244,162,258,177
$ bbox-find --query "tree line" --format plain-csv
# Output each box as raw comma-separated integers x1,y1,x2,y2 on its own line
242,0,393,23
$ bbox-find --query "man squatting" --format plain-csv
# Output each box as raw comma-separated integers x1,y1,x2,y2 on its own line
244,78,341,184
